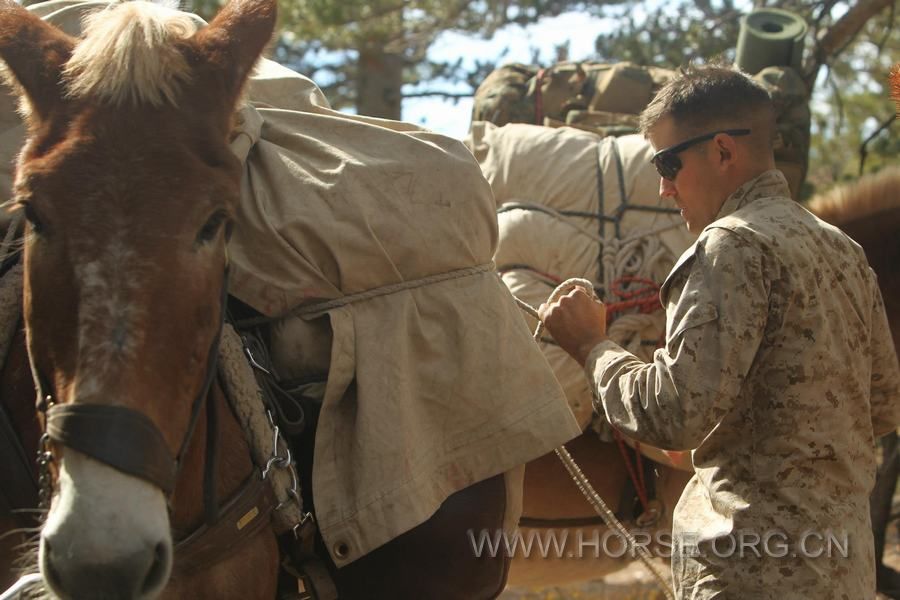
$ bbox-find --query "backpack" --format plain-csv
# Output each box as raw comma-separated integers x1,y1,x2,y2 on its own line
472,60,810,198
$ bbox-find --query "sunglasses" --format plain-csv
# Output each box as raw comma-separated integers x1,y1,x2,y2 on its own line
651,129,751,181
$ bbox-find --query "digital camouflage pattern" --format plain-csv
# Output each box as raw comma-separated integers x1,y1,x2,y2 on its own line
585,170,900,598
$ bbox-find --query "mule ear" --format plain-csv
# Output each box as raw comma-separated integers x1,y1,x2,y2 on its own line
0,0,74,123
189,0,276,114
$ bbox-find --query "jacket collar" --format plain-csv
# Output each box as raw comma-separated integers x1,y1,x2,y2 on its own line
659,169,790,303
713,169,791,222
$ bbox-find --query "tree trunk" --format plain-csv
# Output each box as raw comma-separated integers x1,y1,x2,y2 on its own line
357,43,404,120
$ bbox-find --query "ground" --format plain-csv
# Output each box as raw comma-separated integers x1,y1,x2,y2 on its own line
502,511,900,600
501,560,670,600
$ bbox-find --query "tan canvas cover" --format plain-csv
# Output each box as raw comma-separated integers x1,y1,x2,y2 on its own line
466,122,695,427
0,0,581,567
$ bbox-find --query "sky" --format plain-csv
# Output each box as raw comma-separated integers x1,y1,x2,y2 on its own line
401,11,619,140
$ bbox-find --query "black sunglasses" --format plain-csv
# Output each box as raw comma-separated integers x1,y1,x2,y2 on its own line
651,129,751,181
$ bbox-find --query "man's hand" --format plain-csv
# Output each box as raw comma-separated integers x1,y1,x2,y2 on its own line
538,286,608,366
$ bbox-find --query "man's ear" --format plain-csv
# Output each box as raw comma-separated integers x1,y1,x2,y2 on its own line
713,133,737,168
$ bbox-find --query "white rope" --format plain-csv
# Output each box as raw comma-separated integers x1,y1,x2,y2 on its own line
521,278,675,600
0,573,42,600
502,201,677,348
294,262,495,319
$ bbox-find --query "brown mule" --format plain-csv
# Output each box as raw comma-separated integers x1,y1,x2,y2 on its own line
0,0,509,597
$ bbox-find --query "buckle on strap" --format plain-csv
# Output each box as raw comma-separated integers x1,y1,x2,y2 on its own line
240,330,306,435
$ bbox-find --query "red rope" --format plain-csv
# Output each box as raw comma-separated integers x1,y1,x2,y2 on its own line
605,276,662,322
613,429,649,513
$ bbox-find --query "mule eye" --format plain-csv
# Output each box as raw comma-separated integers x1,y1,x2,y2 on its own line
22,202,45,235
196,210,230,246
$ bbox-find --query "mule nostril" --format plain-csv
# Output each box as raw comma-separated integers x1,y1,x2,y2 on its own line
141,541,171,595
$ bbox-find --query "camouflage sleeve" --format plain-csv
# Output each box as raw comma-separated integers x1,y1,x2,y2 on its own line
585,228,768,451
869,272,900,437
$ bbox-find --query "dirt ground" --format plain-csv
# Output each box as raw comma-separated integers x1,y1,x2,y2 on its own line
502,511,900,600
500,559,671,600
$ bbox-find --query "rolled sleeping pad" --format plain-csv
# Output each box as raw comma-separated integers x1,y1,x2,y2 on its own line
735,8,808,75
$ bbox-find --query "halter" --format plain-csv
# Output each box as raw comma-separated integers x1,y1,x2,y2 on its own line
34,267,230,524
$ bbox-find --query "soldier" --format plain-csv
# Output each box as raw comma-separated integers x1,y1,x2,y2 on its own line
538,65,900,598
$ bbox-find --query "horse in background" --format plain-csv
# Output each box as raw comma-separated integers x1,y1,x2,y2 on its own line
808,166,900,596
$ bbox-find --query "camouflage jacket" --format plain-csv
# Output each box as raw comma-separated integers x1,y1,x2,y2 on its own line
585,170,900,599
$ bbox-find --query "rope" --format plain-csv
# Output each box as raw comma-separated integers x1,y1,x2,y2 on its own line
520,278,675,600
0,573,42,600
499,201,682,247
294,262,495,319
613,429,649,512
497,200,677,359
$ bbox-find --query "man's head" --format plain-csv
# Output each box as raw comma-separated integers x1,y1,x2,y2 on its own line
640,65,776,234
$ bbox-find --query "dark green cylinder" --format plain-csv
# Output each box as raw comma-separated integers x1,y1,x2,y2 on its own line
735,8,807,75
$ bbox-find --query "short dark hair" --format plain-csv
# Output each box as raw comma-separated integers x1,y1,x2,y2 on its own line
640,65,775,146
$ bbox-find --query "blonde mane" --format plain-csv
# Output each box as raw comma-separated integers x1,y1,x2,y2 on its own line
64,1,199,107
806,166,900,228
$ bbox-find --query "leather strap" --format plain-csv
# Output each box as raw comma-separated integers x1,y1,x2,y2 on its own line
280,557,339,600
240,330,306,435
173,473,276,576
45,403,176,494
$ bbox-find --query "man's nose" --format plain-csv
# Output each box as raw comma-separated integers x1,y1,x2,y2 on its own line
659,177,677,198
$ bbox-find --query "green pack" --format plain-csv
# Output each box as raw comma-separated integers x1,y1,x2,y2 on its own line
472,61,674,137
472,61,811,198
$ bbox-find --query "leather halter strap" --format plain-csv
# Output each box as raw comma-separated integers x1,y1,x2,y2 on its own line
45,403,177,494
172,473,276,576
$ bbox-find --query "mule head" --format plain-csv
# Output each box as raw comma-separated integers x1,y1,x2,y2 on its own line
0,0,275,597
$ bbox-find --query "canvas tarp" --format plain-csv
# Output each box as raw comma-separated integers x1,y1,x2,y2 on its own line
0,0,581,567
466,122,695,428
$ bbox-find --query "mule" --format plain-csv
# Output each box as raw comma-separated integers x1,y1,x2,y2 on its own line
0,0,283,596
0,0,509,598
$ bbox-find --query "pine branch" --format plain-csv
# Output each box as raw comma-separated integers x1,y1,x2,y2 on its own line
402,90,474,99
858,113,896,175
804,0,894,91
